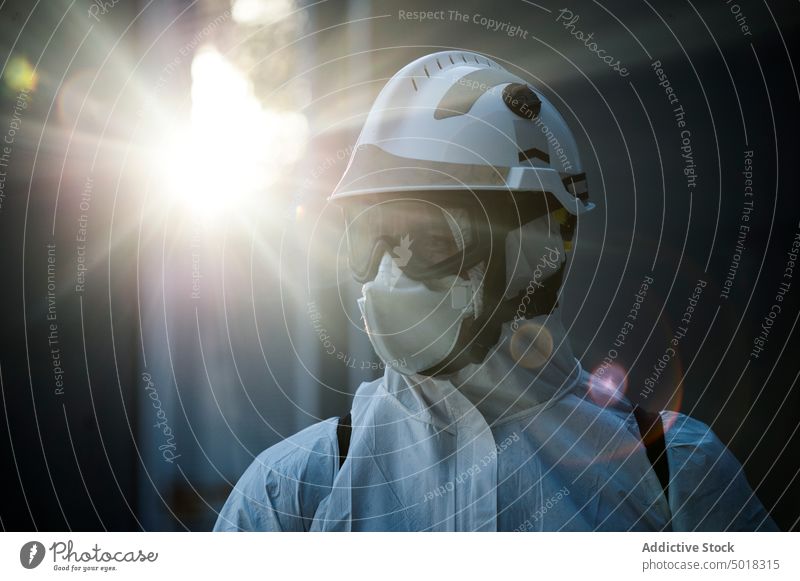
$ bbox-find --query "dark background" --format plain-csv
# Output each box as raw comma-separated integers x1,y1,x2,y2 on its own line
0,0,798,531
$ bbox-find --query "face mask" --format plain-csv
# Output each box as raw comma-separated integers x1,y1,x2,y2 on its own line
358,253,482,376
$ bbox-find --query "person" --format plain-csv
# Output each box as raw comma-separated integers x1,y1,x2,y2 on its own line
214,51,777,531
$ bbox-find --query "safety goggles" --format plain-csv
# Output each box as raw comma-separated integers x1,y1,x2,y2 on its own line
341,191,562,283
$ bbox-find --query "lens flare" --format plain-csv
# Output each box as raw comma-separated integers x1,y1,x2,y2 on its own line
232,0,293,25
3,55,38,93
152,45,307,222
589,362,628,407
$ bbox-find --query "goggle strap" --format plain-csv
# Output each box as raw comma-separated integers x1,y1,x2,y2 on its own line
473,263,563,349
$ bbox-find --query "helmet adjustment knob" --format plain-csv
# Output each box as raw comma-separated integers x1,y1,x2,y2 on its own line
502,83,542,120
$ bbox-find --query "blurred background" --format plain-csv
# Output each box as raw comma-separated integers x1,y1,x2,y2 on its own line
0,0,798,531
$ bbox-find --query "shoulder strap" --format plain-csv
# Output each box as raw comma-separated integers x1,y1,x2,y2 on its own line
336,413,352,469
632,406,670,501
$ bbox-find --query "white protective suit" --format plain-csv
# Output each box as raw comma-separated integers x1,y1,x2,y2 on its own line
214,310,777,531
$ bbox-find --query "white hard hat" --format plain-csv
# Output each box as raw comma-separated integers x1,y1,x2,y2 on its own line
331,50,594,216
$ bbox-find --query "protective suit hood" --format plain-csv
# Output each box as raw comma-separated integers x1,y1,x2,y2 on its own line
396,308,581,425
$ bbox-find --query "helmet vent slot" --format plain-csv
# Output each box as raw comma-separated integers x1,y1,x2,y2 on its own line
434,68,524,119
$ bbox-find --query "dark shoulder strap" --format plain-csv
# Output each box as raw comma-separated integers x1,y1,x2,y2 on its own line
336,413,352,470
633,406,670,501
